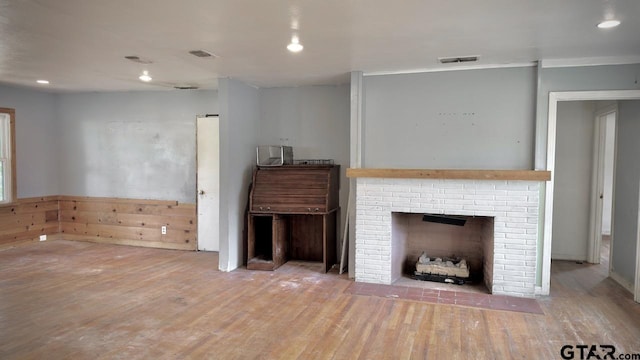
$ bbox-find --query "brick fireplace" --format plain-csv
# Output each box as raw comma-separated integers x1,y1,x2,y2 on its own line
348,169,551,298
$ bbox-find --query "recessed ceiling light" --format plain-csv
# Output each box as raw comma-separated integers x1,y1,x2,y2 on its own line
597,19,621,29
287,36,303,53
36,79,49,84
139,70,152,82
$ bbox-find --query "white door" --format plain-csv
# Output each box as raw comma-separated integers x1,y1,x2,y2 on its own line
197,115,220,251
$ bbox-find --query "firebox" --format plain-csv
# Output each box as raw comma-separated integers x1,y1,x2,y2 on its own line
392,213,494,291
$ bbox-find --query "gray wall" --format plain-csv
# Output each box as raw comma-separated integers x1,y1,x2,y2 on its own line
552,101,595,261
218,78,260,271
259,85,351,253
363,67,536,169
56,90,217,203
0,85,59,198
612,100,640,285
536,64,640,169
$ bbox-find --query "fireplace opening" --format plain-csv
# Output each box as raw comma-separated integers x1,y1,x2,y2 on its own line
392,212,494,292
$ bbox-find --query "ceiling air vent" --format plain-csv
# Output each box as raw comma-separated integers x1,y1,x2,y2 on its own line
189,50,216,58
174,85,200,90
124,55,153,64
438,55,479,64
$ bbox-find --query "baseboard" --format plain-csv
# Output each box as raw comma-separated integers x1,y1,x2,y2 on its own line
551,253,588,262
0,238,40,251
610,270,634,294
62,234,196,251
0,233,64,250
46,233,64,241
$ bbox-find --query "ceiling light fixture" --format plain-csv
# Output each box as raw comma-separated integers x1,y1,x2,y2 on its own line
139,70,152,82
287,35,303,53
597,19,621,29
36,79,49,84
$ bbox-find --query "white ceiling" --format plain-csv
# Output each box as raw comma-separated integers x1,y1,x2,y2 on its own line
1,0,639,92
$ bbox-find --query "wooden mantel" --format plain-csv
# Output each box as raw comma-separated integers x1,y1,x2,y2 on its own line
346,168,551,181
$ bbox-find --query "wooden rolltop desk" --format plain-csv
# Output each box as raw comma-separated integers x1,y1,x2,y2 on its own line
247,165,339,272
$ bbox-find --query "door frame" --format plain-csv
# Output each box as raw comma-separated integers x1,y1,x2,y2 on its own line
543,90,640,301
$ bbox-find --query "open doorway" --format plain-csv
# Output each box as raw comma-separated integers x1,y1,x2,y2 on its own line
544,90,640,303
551,101,602,262
589,105,617,264
550,101,616,264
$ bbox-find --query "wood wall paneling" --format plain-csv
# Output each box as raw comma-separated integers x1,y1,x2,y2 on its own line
58,196,197,251
0,196,197,251
0,197,60,249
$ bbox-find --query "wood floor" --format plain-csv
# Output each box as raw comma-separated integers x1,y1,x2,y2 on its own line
1,239,639,359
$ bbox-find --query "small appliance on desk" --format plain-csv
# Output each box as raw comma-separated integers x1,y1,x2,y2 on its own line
256,145,293,167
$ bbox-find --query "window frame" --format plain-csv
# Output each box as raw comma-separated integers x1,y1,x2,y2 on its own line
0,108,17,204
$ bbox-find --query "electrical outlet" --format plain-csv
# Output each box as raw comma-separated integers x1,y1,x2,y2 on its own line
161,226,167,235
39,235,47,241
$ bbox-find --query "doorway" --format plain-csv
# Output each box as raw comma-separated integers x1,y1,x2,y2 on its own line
588,105,616,264
549,101,617,264
543,90,640,303
196,115,220,251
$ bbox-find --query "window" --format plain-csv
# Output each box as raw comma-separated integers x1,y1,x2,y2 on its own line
0,108,16,204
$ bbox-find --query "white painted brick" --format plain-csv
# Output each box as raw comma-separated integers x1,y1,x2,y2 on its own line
462,205,495,212
438,183,464,189
433,193,463,200
506,190,534,196
390,200,410,207
475,183,502,190
499,183,530,190
475,211,507,217
354,177,544,297
463,194,494,201
395,193,419,200
505,222,537,229
443,199,475,205
475,200,507,207
495,248,526,256
499,268,527,275
494,259,527,266
495,227,527,235
383,186,411,193
504,244,536,251
495,206,527,213
504,233,537,240
498,280,525,287
502,285,533,293
476,189,507,196
363,185,384,191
